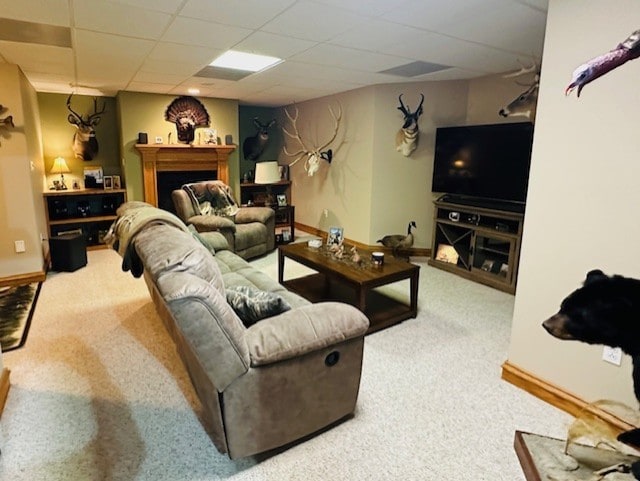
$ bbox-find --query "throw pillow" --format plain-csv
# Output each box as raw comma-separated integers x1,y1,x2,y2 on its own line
226,285,291,327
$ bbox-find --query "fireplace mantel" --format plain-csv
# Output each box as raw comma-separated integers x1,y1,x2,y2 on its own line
135,144,235,207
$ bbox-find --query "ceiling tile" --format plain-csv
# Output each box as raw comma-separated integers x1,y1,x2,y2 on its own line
260,1,364,42
73,0,173,40
126,81,175,94
0,41,73,75
233,32,316,59
312,0,399,17
108,0,183,14
74,30,155,63
147,42,221,65
132,70,191,84
329,19,425,53
179,0,295,29
162,17,252,49
0,0,70,26
290,44,408,73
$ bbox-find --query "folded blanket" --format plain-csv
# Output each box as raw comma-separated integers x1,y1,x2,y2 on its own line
105,201,190,277
182,181,239,218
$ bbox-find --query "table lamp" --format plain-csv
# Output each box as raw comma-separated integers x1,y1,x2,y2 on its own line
254,161,281,206
51,157,71,190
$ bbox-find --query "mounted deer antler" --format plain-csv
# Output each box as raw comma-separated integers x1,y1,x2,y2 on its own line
67,94,106,160
498,60,540,120
282,102,342,177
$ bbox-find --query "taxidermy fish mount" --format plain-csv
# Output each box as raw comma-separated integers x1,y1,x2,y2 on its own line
566,29,640,97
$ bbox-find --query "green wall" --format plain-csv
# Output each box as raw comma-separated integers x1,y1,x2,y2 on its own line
38,92,120,189
239,105,281,180
116,91,239,201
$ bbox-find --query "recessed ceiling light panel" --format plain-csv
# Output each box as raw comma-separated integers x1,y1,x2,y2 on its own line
210,50,282,72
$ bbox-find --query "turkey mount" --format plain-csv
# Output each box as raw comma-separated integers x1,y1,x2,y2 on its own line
164,96,210,144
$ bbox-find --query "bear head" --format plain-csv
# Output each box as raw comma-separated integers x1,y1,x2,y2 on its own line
543,269,640,355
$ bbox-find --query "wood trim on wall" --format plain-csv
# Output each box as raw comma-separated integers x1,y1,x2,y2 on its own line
502,361,636,433
0,368,10,418
0,270,46,288
295,222,430,257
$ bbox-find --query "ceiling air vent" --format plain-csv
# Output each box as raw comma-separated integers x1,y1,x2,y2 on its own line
379,61,451,78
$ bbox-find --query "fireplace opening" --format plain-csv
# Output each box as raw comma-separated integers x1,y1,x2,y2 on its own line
157,170,216,214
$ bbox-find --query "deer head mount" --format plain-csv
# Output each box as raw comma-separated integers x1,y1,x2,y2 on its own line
395,94,424,157
282,103,342,177
498,60,540,120
243,118,275,160
164,96,210,144
67,94,106,161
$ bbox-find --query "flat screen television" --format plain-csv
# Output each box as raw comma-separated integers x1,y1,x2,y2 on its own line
431,122,534,207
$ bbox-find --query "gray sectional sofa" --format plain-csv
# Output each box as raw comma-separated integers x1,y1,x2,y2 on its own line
107,202,369,459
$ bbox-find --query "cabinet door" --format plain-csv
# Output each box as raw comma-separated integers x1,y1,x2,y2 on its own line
471,234,515,284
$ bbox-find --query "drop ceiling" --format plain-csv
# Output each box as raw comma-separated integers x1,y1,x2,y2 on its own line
0,0,547,107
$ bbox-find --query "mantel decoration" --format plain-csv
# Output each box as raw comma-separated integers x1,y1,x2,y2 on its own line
164,96,210,144
0,103,15,146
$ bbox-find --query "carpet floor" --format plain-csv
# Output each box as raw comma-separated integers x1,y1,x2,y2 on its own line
0,248,572,480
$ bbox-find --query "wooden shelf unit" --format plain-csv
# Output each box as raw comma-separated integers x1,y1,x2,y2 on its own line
239,181,294,245
44,188,127,250
428,199,524,294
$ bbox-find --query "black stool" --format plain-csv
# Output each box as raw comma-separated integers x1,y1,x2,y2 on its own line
50,234,87,272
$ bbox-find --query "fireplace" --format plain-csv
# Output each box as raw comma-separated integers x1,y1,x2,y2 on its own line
135,144,235,208
156,170,216,213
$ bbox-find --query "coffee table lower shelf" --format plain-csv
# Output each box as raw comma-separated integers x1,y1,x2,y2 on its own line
283,273,415,334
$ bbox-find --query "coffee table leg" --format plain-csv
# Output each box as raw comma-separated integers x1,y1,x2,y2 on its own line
410,270,419,317
278,249,284,284
357,287,367,313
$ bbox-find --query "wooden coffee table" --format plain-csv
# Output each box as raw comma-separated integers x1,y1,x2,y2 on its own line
278,242,420,334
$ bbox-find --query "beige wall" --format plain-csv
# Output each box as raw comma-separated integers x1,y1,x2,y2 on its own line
0,64,46,278
508,0,640,410
117,91,240,201
278,80,470,248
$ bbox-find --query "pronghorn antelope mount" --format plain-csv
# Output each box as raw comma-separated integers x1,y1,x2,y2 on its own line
395,94,424,157
498,61,540,121
66,94,106,161
243,117,276,161
282,103,342,177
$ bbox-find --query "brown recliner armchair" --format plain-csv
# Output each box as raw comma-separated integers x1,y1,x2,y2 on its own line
172,180,275,260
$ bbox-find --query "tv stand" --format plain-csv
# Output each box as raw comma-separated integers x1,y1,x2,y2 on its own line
429,198,524,294
437,194,525,214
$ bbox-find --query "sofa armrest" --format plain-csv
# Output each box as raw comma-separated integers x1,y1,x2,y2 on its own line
244,302,369,366
234,207,274,225
189,215,236,233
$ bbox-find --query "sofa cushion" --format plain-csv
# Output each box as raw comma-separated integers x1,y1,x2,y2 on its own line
226,286,291,327
134,224,225,294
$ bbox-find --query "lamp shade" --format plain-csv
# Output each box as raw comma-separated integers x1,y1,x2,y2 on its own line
50,157,71,174
254,161,280,184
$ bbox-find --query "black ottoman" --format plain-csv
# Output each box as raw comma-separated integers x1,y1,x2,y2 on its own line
50,234,87,272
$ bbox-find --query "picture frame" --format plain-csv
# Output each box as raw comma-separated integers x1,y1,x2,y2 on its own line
282,229,291,242
112,175,121,189
276,193,287,207
104,176,113,190
83,165,103,188
435,244,459,264
327,226,344,246
278,164,289,180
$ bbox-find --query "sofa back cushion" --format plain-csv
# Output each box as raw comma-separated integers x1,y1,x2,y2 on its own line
134,223,225,294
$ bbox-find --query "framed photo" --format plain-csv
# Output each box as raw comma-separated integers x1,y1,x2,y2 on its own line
276,193,287,207
278,164,289,180
103,176,113,190
435,244,459,264
327,226,344,246
282,229,291,242
112,175,121,189
83,165,103,188
203,129,217,145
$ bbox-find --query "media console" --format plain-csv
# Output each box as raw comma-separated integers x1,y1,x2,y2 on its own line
428,197,524,294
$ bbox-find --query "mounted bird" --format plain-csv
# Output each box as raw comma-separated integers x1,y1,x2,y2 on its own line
566,29,640,97
377,221,416,257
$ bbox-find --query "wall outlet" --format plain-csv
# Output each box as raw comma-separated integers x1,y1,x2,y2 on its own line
602,346,622,366
14,240,26,253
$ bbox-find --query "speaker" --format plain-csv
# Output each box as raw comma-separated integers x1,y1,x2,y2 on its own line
50,234,87,272
138,132,148,144
225,134,233,145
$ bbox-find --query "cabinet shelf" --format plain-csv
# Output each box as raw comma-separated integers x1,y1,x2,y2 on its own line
44,189,127,250
429,200,524,294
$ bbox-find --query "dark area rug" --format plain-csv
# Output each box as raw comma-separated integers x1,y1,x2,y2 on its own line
0,282,42,352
